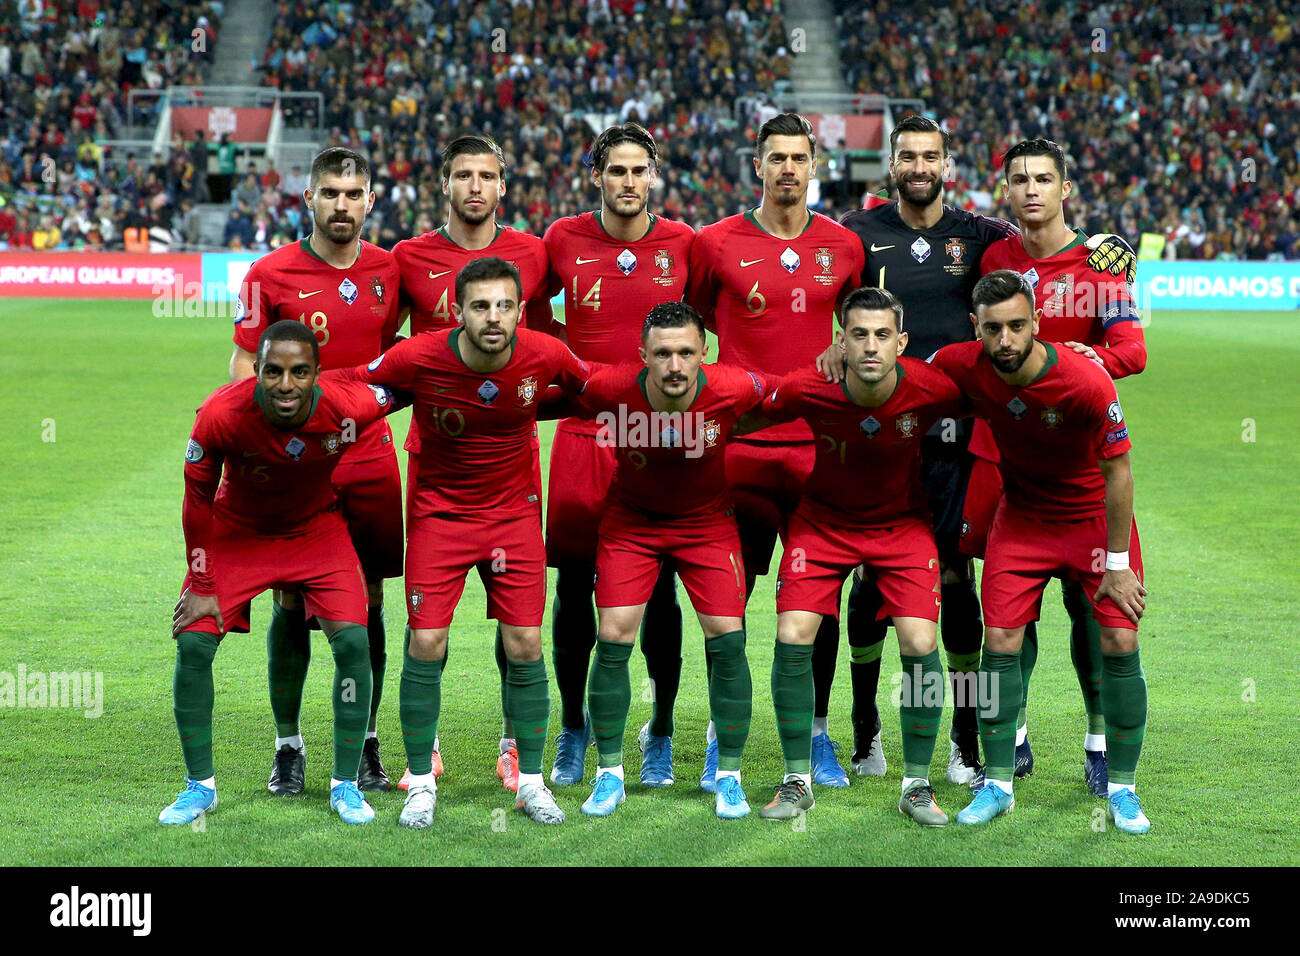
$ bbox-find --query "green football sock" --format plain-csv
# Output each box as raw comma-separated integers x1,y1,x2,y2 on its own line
586,639,632,767
366,604,386,733
399,648,443,775
494,624,514,738
706,630,751,772
1018,620,1038,728
900,649,944,779
979,649,1022,781
505,657,551,775
1101,649,1147,786
266,601,310,738
641,567,683,738
1063,580,1106,733
551,564,597,731
771,641,814,775
328,625,372,782
174,630,219,780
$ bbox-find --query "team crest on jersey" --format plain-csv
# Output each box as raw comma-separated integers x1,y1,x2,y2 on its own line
617,248,637,275
946,239,966,264
370,277,386,303
1041,406,1063,429
780,247,801,274
285,436,306,460
321,432,343,455
1051,273,1074,300
655,249,674,276
815,247,835,274
478,380,499,405
409,588,424,612
517,376,538,405
338,277,358,305
1022,268,1040,290
702,419,721,448
895,413,919,438
1006,397,1028,420
860,415,882,438
910,237,931,263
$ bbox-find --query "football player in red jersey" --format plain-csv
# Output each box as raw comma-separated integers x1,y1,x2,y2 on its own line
974,138,1148,794
162,321,408,827
931,271,1150,834
686,112,864,789
391,134,557,793
541,123,695,789
227,147,403,797
348,258,591,828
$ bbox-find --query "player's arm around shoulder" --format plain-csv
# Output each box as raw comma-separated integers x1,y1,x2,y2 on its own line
734,366,800,435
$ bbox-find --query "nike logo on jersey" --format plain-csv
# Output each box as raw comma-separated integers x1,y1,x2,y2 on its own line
869,244,895,252
740,258,765,267
298,290,321,298
575,257,600,265
428,270,451,279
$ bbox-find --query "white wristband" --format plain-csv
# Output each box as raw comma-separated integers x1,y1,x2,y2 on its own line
1105,551,1130,571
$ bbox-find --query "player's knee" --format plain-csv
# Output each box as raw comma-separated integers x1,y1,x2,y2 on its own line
983,626,1023,654
939,561,972,586
895,620,938,657
365,580,384,607
407,629,447,662
501,625,543,661
176,630,218,667
1099,627,1138,655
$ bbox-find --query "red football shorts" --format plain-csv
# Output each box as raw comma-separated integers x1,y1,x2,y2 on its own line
981,502,1144,631
959,455,1003,560
179,512,367,636
725,438,816,576
545,418,616,567
776,508,941,621
404,510,546,629
595,502,746,618
333,450,404,581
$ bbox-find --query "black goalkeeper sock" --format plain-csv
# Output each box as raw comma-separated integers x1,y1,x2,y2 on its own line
847,574,887,739
811,612,840,720
640,565,683,738
551,563,597,730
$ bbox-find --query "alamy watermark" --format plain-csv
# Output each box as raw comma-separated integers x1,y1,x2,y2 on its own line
0,665,104,718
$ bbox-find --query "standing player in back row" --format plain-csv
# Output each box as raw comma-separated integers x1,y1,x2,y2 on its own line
687,112,863,790
229,147,403,797
391,134,556,792
931,270,1150,834
972,138,1147,794
542,123,695,789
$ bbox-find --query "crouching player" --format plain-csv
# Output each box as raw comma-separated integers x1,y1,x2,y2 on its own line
751,288,964,825
931,271,1150,833
163,321,407,826
561,303,764,819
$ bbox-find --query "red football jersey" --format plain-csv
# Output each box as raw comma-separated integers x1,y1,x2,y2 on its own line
981,230,1146,380
234,239,402,463
686,211,864,441
575,362,767,520
350,327,590,519
929,341,1132,520
183,376,402,592
763,358,965,525
393,225,552,335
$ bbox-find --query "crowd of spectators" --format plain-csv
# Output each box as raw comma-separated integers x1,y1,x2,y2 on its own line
1,0,1295,260
0,0,221,249
837,0,1300,260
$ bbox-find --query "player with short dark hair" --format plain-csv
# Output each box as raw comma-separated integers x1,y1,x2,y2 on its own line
162,321,407,827
391,133,557,793
557,302,765,819
541,122,695,789
748,288,964,825
931,271,1151,834
972,137,1148,792
228,146,403,798
687,111,864,790
348,259,592,828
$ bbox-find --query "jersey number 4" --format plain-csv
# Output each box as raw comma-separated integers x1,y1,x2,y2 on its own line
573,277,602,311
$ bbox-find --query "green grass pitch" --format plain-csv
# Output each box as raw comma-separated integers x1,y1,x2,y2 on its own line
0,300,1295,866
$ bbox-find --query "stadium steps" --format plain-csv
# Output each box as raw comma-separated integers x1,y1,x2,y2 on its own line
198,204,233,248
781,0,852,112
208,0,277,87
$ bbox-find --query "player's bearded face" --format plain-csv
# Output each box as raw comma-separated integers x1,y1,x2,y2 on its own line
757,134,815,208
842,309,903,385
597,143,656,219
308,172,372,246
890,131,946,208
455,278,521,356
976,297,1039,374
641,326,705,402
256,339,319,427
445,155,504,226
